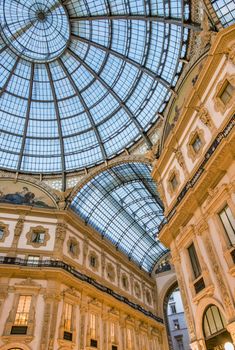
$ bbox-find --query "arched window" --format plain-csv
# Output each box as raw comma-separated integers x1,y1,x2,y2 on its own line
203,305,226,339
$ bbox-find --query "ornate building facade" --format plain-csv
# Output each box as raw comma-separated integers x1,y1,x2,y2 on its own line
153,23,235,350
0,0,234,350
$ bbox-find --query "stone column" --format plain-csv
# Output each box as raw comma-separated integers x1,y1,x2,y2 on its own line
197,220,235,319
102,307,108,350
190,339,206,350
0,278,9,318
11,215,25,254
227,321,235,345
80,301,88,350
119,314,126,350
40,291,61,350
54,221,67,255
171,250,196,341
134,321,140,350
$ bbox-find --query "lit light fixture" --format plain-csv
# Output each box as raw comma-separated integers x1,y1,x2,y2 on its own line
224,342,235,350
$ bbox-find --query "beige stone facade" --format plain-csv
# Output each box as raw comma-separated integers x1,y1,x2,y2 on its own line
153,24,235,350
0,209,167,350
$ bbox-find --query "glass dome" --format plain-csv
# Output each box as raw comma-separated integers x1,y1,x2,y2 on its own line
0,0,190,174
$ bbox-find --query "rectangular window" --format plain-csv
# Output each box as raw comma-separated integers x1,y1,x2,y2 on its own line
27,256,39,265
188,243,201,279
170,174,178,191
14,295,32,326
220,81,235,104
64,302,72,332
170,303,177,314
173,319,180,329
90,339,98,348
175,336,184,350
0,228,4,240
32,232,45,243
192,135,202,153
219,205,235,245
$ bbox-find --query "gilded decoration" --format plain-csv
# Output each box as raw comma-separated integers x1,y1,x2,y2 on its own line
187,128,206,162
67,236,80,259
226,43,235,65
26,225,50,248
214,74,235,113
106,262,116,282
0,221,10,243
196,106,216,132
88,250,99,272
166,167,180,197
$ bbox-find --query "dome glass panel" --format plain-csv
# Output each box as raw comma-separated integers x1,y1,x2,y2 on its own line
70,163,167,272
0,0,191,174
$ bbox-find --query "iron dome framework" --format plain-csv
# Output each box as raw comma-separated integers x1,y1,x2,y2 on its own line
0,0,196,176
70,162,167,272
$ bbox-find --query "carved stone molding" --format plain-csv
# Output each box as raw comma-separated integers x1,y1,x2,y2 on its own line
227,321,235,344
67,236,80,259
213,74,235,113
0,221,10,243
54,222,67,253
199,11,217,49
226,44,235,65
26,225,50,248
173,258,196,340
187,127,206,162
12,215,25,250
106,262,116,282
190,339,206,350
134,282,141,299
88,250,99,272
166,167,181,197
121,273,129,291
196,106,216,133
202,230,235,317
174,147,189,175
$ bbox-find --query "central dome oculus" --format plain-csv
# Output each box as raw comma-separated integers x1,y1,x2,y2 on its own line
0,0,70,62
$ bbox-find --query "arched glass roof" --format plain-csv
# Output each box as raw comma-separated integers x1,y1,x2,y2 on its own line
70,162,167,272
211,0,235,27
0,0,191,174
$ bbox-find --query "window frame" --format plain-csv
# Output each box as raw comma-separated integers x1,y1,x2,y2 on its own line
187,242,202,280
26,226,49,248
219,204,235,246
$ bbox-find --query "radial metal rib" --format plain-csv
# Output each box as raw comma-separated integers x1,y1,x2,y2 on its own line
70,15,201,31
68,48,153,149
17,62,35,172
58,58,107,161
71,34,173,92
45,63,66,190
0,56,20,97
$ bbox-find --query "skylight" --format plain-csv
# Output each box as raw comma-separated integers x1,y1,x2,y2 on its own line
70,162,167,272
0,0,191,174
